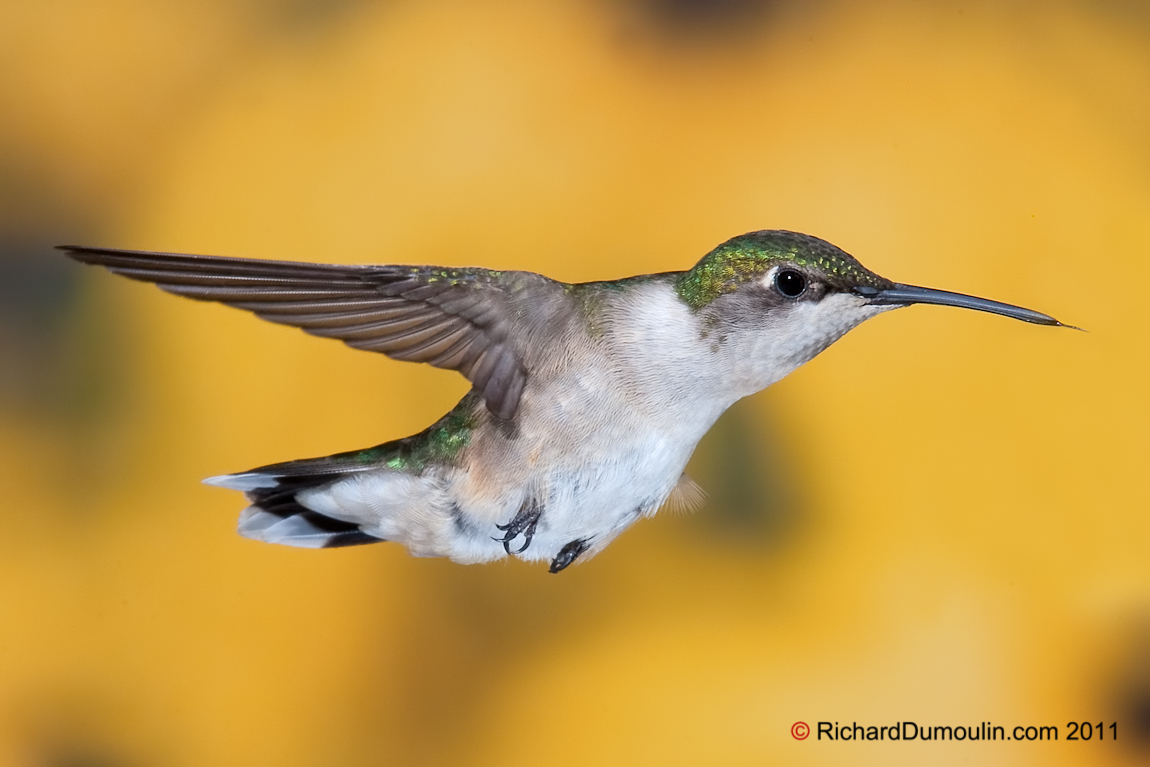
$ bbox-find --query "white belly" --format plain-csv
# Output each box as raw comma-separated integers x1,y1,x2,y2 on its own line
297,402,719,566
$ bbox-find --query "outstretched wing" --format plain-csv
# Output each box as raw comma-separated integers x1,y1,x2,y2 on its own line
59,245,547,420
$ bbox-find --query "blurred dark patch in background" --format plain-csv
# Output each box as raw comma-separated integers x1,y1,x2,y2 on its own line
685,397,803,551
1110,622,1150,757
0,146,121,423
249,0,372,36
0,239,117,422
1121,685,1150,751
636,0,776,33
613,0,820,47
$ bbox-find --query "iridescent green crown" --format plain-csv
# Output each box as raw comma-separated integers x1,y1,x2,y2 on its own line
675,230,890,309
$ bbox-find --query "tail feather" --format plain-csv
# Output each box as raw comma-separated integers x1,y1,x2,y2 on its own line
203,472,279,491
238,506,382,549
207,456,389,550
203,424,450,549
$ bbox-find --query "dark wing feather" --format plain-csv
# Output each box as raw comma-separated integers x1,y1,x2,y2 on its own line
58,245,543,420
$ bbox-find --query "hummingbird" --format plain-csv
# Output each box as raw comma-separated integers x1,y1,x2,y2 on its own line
60,231,1069,572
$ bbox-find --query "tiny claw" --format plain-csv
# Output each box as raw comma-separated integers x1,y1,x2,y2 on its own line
492,500,542,554
549,539,590,573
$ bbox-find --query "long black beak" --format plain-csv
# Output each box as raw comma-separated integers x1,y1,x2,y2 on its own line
854,284,1076,328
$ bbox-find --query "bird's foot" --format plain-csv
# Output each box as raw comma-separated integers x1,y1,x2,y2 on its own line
549,538,590,574
493,500,541,554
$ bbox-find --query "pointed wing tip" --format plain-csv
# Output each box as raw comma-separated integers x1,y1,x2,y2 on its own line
57,244,122,265
57,244,108,254
480,360,527,421
488,397,519,422
56,245,87,259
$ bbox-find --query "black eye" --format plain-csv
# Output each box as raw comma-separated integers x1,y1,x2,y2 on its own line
774,269,807,298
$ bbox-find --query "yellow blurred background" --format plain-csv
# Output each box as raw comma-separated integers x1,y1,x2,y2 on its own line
1,1,1148,765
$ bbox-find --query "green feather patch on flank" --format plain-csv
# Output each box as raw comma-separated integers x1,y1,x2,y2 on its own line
324,397,478,474
380,404,476,472
674,230,889,310
236,395,480,480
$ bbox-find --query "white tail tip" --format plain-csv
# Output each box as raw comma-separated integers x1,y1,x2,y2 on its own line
203,472,280,491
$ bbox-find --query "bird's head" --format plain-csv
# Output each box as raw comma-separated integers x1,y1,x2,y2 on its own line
674,230,1068,394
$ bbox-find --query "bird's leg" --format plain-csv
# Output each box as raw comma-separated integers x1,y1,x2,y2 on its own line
493,499,541,554
549,538,590,573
